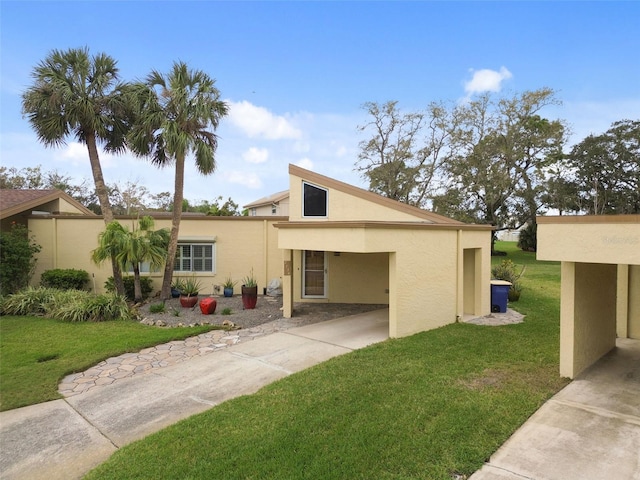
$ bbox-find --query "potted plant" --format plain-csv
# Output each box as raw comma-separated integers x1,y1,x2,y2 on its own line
171,279,183,298
178,276,201,308
241,269,258,309
222,275,237,297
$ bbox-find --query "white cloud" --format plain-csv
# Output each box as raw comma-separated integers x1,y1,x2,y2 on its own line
242,147,269,164
222,170,263,189
55,141,118,168
227,100,302,140
295,158,314,170
464,67,513,95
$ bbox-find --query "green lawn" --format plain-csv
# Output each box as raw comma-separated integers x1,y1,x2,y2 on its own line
0,318,219,411
85,242,568,480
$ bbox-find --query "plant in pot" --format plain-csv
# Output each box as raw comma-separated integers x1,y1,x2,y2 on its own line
171,279,183,298
241,269,258,310
178,276,201,308
222,275,237,297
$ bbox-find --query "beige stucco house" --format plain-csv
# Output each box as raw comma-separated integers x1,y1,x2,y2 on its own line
275,165,493,338
244,190,290,217
3,165,493,340
537,215,640,378
0,189,94,231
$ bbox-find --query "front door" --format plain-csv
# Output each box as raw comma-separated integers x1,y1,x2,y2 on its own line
303,250,326,298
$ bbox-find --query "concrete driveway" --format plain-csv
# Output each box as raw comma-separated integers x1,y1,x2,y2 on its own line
470,338,640,480
0,308,389,480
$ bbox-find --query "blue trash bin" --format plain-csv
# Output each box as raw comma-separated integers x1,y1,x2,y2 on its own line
490,280,512,313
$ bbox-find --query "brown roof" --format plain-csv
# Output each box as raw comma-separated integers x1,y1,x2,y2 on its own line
243,190,289,209
0,189,95,219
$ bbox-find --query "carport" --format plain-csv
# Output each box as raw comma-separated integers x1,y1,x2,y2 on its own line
275,165,493,339
537,214,640,378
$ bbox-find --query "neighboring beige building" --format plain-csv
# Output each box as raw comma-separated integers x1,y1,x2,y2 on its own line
4,165,494,340
275,165,493,338
0,189,94,231
537,215,640,378
244,190,290,217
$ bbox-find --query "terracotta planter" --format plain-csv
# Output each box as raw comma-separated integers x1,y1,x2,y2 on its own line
241,285,258,309
179,295,198,308
200,297,217,314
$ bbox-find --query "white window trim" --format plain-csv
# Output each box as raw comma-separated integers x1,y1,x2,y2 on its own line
302,181,328,218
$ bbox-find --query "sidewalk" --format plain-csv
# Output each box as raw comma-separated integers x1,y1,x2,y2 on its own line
0,309,389,480
470,337,640,480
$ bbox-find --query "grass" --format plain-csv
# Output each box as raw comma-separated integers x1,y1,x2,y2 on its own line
85,242,568,480
0,318,219,411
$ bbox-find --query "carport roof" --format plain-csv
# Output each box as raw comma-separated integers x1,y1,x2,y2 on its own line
274,220,493,231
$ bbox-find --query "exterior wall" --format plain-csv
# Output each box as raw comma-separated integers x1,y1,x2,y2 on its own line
28,216,283,296
280,225,479,337
628,265,640,339
537,216,640,265
288,172,437,223
249,199,289,217
560,262,617,378
292,251,389,304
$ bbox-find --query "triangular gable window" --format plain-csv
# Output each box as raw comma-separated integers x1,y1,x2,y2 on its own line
303,182,328,217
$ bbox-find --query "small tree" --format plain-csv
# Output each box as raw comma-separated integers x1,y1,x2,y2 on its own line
0,224,41,295
92,217,169,302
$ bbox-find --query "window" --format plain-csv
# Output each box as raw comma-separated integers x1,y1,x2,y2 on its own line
174,243,215,272
271,204,277,214
250,207,257,216
303,182,328,217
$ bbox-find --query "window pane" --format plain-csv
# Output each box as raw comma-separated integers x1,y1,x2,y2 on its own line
303,183,327,217
174,243,215,272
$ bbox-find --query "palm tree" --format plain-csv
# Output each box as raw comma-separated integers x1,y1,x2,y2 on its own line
129,61,228,299
22,47,132,295
92,217,169,302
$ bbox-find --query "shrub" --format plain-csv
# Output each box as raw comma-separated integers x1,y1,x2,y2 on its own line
52,292,133,322
518,223,537,252
149,302,166,314
105,276,154,301
0,286,133,321
221,307,232,315
0,224,41,295
40,269,89,290
0,286,59,315
491,259,526,302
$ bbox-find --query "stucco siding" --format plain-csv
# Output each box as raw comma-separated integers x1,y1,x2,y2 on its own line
289,173,430,223
571,263,617,377
29,216,283,296
538,220,640,265
629,265,640,339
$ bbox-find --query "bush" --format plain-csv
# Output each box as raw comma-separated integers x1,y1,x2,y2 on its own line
40,269,89,290
518,223,537,252
105,276,154,301
491,259,525,302
0,286,133,321
0,224,41,295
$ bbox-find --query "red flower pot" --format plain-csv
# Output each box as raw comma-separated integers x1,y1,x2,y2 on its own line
241,285,258,309
179,295,198,308
199,297,217,315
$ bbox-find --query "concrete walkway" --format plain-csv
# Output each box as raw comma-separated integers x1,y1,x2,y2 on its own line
0,309,389,480
2,311,638,480
470,337,640,480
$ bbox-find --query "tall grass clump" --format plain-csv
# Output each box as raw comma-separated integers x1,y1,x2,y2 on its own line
0,287,133,321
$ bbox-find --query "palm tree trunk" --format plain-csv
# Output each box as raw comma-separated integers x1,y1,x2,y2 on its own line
133,265,142,303
160,155,185,299
85,133,125,296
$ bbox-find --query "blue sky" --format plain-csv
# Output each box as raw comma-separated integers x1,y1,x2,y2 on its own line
1,1,639,209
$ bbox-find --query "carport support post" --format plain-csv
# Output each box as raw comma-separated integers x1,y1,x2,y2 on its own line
282,249,293,318
617,264,629,338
